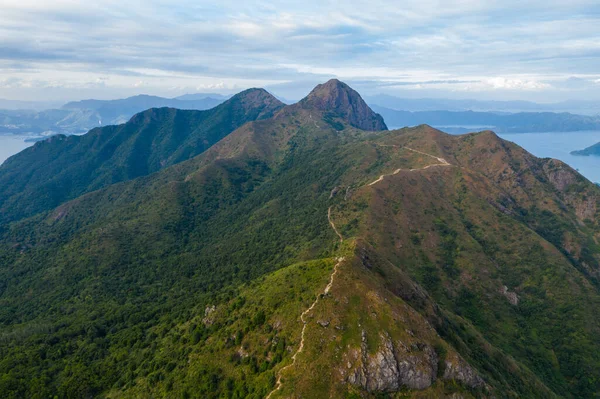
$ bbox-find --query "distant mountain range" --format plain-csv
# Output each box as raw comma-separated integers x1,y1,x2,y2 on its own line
372,105,600,133
174,93,231,101
0,94,228,137
61,94,226,125
365,94,600,115
1,92,599,139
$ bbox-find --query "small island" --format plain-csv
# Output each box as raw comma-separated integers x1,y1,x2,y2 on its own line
571,141,600,156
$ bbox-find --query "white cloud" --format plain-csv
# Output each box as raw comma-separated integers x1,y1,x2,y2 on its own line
485,78,551,90
196,82,227,90
0,0,599,101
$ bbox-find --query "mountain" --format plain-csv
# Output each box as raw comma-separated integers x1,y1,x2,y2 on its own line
366,94,600,115
0,88,283,224
2,80,600,398
571,141,600,156
373,105,600,132
62,94,226,125
0,95,228,138
299,79,387,131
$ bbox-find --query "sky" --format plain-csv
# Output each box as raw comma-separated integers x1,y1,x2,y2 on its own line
1,0,599,103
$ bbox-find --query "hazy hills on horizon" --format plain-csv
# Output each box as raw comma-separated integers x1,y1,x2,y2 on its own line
2,79,600,398
2,90,600,115
1,90,599,139
364,94,600,115
373,105,600,133
0,93,229,137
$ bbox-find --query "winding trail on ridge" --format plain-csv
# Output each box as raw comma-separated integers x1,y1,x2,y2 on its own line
265,213,345,398
265,144,449,398
328,206,344,242
367,145,450,186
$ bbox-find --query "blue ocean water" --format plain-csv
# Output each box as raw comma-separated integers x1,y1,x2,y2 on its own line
498,131,600,183
0,135,33,165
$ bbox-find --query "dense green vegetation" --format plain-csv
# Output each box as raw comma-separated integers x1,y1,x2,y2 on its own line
2,80,600,398
0,90,389,397
0,88,283,225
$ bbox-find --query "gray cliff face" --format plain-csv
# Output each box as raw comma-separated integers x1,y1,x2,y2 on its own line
500,285,519,306
346,329,486,394
396,343,438,390
543,159,578,192
443,357,487,388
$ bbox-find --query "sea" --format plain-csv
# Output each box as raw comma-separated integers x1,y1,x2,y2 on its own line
0,135,34,165
498,131,600,183
2,130,600,182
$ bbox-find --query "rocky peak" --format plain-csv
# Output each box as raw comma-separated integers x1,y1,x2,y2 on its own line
230,88,281,106
300,79,387,131
226,88,285,116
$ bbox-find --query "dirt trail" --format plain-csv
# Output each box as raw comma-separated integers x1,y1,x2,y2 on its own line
309,114,320,129
266,144,449,398
404,146,449,165
265,224,345,398
367,145,450,186
328,206,344,242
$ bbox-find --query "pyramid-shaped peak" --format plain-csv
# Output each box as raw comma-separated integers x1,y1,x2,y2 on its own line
300,79,387,131
315,78,349,90
304,79,358,103
220,88,285,119
229,88,282,106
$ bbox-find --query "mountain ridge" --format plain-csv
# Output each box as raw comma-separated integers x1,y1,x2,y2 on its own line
0,88,283,225
1,81,600,398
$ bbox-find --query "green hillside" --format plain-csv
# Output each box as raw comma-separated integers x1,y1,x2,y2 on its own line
0,88,283,225
1,80,600,398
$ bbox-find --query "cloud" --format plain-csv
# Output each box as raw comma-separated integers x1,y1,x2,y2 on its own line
485,78,551,90
0,0,599,101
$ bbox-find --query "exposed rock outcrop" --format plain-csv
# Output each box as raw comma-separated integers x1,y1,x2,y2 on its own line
543,159,577,192
443,352,487,389
202,305,216,326
346,329,484,394
542,159,599,221
317,319,330,328
500,285,519,306
299,79,388,131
